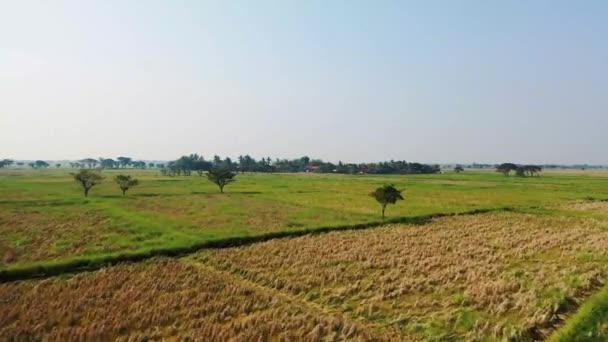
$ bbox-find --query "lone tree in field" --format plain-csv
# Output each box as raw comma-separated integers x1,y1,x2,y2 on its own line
71,170,103,197
206,168,236,193
454,165,464,173
114,174,139,196
370,184,404,220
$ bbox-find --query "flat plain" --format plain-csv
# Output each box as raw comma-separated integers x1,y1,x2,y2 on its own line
1,169,608,340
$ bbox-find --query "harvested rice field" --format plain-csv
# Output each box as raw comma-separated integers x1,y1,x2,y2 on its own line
3,212,608,340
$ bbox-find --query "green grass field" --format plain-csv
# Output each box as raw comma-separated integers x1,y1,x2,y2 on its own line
1,168,608,339
2,169,607,272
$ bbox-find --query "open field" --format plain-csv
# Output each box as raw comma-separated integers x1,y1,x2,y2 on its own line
2,169,608,274
3,212,608,340
193,212,608,340
2,169,608,340
0,259,390,341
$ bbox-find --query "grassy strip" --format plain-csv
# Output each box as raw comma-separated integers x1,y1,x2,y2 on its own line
0,207,513,283
548,283,608,341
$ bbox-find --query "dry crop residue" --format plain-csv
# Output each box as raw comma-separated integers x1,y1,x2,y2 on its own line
0,258,390,341
195,212,608,340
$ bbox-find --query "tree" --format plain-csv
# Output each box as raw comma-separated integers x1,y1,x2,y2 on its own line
193,159,213,176
79,158,98,169
496,163,518,176
454,165,464,173
99,158,116,169
117,157,132,168
131,161,146,169
523,165,542,177
213,155,222,168
370,184,404,219
0,159,14,168
71,170,103,197
206,168,236,193
114,174,139,196
34,160,49,168
148,162,155,169
55,163,61,168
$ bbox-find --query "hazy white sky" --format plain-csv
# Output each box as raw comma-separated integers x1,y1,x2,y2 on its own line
1,0,607,164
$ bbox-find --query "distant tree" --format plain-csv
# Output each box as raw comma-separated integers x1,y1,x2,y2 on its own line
212,155,222,168
193,159,213,176
131,160,146,169
523,165,542,177
99,158,116,169
80,158,98,169
114,174,139,196
55,163,61,168
0,159,14,168
454,165,464,173
71,170,103,197
117,157,132,168
33,160,49,169
148,162,155,169
515,166,526,177
16,162,24,167
224,157,234,171
206,168,236,193
370,184,404,219
496,163,518,176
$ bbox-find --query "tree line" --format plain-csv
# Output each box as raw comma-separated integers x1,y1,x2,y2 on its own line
72,157,161,169
159,154,442,176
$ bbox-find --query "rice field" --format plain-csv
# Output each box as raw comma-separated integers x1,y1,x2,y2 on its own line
2,169,608,272
2,169,608,340
193,212,608,340
2,211,608,340
0,259,391,341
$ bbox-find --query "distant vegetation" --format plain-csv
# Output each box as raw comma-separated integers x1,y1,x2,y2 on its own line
28,160,49,169
158,154,442,176
496,163,542,177
0,159,14,168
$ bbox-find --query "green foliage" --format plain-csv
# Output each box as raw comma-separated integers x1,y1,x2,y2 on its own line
79,158,98,169
370,184,404,219
497,163,542,177
496,163,518,175
71,169,103,197
454,165,464,173
549,283,608,341
206,168,236,193
29,160,50,169
114,174,139,195
117,157,132,168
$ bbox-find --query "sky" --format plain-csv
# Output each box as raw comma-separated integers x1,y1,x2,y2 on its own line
1,0,607,164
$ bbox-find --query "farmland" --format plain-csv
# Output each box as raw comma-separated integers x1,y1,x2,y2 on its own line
1,169,608,339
